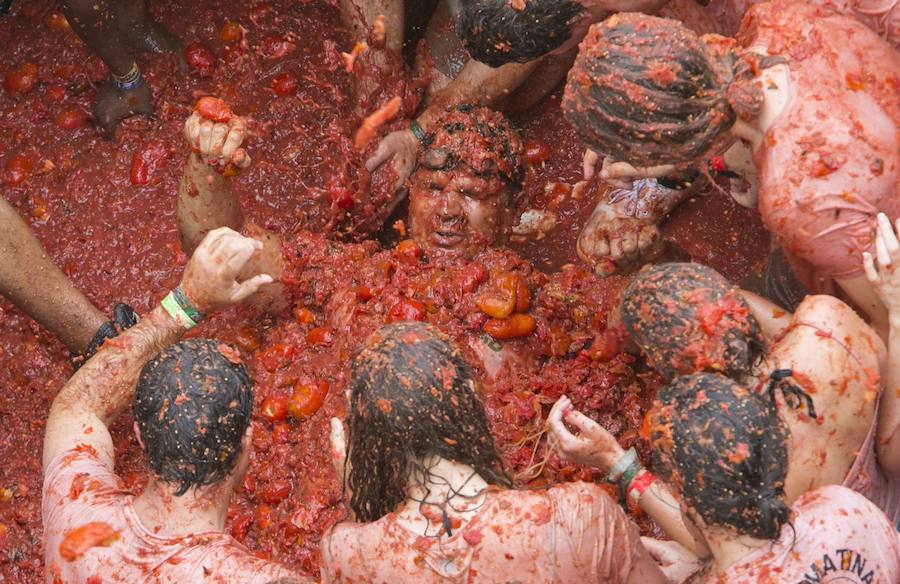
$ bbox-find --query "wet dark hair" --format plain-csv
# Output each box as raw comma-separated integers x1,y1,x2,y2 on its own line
458,0,585,66
621,263,764,381
133,339,253,496
563,14,776,167
346,322,512,522
419,104,525,191
646,373,791,539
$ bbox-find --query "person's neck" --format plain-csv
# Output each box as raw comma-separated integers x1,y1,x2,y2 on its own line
702,525,770,575
406,456,490,504
729,50,791,150
132,476,233,537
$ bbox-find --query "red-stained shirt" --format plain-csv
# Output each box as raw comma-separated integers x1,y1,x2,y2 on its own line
744,0,900,282
42,443,299,584
319,482,644,583
713,486,900,583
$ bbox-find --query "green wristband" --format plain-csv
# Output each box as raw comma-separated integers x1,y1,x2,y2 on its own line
172,286,204,323
607,448,638,484
161,291,197,329
618,459,644,496
409,120,426,144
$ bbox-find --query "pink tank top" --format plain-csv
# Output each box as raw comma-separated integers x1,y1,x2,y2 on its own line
842,398,900,526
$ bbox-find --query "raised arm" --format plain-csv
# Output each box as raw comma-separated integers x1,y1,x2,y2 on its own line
177,107,250,254
548,396,711,558
42,228,273,470
862,213,900,475
178,102,287,313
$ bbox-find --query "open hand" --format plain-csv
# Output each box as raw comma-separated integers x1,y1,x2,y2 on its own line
863,213,900,315
577,199,662,277
547,396,625,472
183,111,251,170
365,128,418,191
181,227,273,313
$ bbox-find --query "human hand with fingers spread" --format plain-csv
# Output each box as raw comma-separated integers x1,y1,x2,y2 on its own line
863,212,900,315
184,106,251,170
180,227,273,314
547,396,625,472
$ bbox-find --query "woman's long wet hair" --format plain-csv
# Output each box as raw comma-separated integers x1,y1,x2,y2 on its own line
346,322,512,522
646,373,791,539
562,13,777,167
621,263,764,381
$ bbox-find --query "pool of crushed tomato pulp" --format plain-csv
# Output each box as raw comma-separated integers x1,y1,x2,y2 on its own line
0,0,769,580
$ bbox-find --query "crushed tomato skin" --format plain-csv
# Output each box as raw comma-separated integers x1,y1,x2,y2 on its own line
59,523,120,562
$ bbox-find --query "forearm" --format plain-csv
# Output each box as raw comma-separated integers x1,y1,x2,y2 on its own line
739,290,793,340
639,483,710,557
418,59,539,129
50,305,184,426
876,314,900,473
0,198,106,352
177,153,245,254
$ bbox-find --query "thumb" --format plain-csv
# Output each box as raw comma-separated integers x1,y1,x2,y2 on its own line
231,274,274,302
365,138,394,172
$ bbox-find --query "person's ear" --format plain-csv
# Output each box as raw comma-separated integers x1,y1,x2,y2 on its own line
133,422,145,450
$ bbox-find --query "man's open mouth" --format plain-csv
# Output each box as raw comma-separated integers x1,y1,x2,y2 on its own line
431,230,466,247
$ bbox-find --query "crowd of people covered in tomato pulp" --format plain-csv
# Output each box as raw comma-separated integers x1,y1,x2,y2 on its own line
0,0,898,581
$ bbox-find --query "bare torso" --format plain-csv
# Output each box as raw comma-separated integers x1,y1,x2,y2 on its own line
751,295,885,502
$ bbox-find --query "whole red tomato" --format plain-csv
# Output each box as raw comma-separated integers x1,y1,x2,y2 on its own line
185,42,216,77
288,380,330,420
219,21,242,43
56,108,88,130
260,395,289,422
130,140,168,186
5,63,39,94
271,72,299,96
387,298,427,323
5,154,34,186
524,140,550,165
